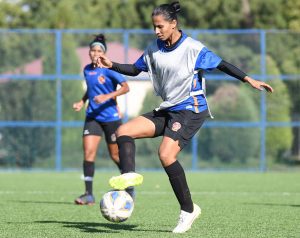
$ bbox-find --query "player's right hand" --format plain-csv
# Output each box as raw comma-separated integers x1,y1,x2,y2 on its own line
96,53,113,68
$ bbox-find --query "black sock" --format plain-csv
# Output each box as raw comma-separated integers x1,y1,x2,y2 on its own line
164,160,193,213
117,136,135,173
83,161,95,195
125,186,135,200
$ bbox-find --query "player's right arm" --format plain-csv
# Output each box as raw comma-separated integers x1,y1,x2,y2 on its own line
73,91,88,112
97,54,142,76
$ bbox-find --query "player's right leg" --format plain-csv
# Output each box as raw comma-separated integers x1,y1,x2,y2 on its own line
102,120,136,198
74,135,100,205
108,115,158,190
75,118,102,205
109,172,144,190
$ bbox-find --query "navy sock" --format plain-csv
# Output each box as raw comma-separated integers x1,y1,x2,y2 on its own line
164,160,193,213
116,136,135,173
83,161,94,195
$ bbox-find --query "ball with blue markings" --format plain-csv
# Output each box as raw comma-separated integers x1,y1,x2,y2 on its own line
100,190,134,222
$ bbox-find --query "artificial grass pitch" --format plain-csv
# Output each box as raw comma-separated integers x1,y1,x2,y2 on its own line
0,171,299,238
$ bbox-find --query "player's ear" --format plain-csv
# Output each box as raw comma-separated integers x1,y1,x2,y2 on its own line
171,19,177,29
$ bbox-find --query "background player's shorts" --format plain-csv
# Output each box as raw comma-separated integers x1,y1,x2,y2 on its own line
82,117,122,144
142,109,209,149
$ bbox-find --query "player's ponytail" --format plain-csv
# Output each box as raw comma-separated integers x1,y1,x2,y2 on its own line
90,33,107,52
152,1,181,22
170,1,181,14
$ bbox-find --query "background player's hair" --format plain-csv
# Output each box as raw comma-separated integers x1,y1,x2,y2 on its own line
152,1,181,22
89,33,107,52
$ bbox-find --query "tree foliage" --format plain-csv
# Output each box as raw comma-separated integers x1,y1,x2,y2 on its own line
0,0,299,30
199,84,260,164
0,0,299,167
0,31,82,168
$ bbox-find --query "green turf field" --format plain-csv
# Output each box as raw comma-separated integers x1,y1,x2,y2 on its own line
0,171,299,238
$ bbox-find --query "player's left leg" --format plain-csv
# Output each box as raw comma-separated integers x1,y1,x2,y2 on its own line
159,137,201,233
159,110,208,233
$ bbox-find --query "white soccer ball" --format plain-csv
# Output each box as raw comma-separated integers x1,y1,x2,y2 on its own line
100,190,134,223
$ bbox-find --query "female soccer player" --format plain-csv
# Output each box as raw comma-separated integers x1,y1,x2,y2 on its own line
97,2,274,233
73,34,131,205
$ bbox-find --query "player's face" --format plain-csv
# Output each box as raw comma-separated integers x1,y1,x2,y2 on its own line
89,45,105,64
152,15,177,41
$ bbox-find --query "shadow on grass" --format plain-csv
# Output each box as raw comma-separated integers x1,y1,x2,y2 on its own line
35,220,170,233
244,202,300,208
12,200,74,205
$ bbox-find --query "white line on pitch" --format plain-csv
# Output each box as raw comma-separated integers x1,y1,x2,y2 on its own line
0,190,298,196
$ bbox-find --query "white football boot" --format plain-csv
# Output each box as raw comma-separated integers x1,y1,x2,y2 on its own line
172,203,201,233
109,172,143,190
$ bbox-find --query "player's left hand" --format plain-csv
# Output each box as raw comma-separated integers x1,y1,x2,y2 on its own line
244,76,274,93
93,94,111,104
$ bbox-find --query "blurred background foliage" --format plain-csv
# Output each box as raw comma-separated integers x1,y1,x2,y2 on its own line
1,0,299,31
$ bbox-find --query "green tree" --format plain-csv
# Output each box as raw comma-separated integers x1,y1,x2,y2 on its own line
264,56,293,162
0,0,299,31
199,84,260,164
0,31,82,168
0,32,57,167
0,79,56,167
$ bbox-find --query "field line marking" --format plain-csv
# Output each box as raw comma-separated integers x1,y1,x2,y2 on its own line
0,190,299,196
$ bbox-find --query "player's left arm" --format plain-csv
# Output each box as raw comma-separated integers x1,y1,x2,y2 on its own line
217,60,274,93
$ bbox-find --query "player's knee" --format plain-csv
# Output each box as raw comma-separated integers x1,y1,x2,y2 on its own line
158,147,178,166
84,149,96,161
158,148,170,162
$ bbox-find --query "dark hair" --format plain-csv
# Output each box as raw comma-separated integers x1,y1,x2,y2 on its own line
89,33,107,51
152,1,181,22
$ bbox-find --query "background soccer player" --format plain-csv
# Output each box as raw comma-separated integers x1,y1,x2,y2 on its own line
73,34,131,205
97,1,273,233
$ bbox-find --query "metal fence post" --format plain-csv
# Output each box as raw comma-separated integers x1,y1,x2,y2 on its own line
260,30,267,172
55,30,62,171
123,31,129,122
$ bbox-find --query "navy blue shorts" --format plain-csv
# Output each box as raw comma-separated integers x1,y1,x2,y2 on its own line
142,109,209,149
83,117,122,144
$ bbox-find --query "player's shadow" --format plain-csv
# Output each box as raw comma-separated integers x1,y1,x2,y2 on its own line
12,200,74,205
244,202,300,208
35,220,170,233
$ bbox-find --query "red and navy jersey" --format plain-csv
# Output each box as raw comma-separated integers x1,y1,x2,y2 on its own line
84,64,126,122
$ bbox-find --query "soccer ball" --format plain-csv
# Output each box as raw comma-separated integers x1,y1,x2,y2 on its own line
100,190,134,223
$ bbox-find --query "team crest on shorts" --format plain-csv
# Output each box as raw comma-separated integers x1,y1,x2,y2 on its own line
172,122,181,132
98,75,105,84
111,133,116,142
